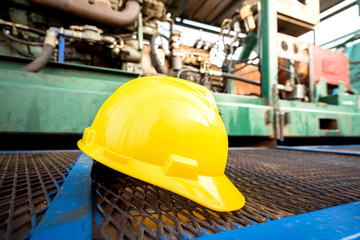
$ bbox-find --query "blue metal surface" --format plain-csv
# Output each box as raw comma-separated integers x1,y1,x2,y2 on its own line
58,36,65,63
276,145,360,155
30,153,93,240
196,202,360,240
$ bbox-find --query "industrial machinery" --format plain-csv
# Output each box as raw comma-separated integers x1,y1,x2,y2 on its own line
1,1,360,240
1,0,360,146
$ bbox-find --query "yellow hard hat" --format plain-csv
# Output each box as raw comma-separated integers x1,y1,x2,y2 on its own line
78,76,245,212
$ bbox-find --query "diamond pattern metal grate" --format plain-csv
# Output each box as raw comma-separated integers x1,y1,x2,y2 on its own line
0,150,80,240
93,149,360,240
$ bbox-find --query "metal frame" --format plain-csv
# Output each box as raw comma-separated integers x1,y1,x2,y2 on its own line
275,145,360,155
26,150,360,239
30,153,92,240
197,201,360,240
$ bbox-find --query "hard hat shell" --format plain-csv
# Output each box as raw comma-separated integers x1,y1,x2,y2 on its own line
78,76,245,212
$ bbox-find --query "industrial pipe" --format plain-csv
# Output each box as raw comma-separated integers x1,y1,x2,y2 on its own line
29,0,142,27
221,72,261,85
19,44,54,72
19,28,57,72
150,32,169,74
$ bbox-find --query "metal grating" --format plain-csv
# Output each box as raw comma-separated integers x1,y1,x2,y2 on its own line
93,149,360,240
0,150,80,240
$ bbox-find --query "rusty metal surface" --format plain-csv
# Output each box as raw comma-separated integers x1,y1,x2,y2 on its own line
29,0,141,27
0,150,80,240
93,149,360,240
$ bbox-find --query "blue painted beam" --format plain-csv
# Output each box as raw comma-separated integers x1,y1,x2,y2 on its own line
196,202,360,240
58,36,65,63
30,153,93,240
275,145,360,155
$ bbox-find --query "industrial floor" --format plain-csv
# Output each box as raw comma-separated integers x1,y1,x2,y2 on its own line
1,148,360,240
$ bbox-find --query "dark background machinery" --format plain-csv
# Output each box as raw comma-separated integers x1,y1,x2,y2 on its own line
1,0,360,149
1,1,360,240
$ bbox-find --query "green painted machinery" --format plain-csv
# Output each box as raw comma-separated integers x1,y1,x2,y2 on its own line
1,0,360,144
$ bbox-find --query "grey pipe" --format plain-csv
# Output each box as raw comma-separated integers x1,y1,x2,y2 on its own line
138,13,143,51
29,0,142,27
150,32,168,74
176,68,198,78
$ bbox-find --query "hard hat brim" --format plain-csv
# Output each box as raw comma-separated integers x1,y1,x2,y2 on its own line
78,140,245,212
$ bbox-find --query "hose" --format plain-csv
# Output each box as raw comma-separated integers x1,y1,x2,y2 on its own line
19,28,57,72
150,32,168,74
221,72,260,86
2,28,43,46
19,44,55,72
0,30,34,57
177,68,261,86
0,19,46,35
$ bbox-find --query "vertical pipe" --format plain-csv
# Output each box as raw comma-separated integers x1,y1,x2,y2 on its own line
308,44,315,102
260,0,278,104
138,13,143,51
312,29,316,45
287,60,295,85
58,35,65,63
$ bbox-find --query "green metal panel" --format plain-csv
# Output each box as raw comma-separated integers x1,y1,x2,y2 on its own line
0,56,137,133
214,93,273,136
2,43,360,138
346,41,360,91
319,94,360,107
280,100,360,137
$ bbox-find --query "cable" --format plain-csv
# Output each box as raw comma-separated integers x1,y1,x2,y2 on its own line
2,28,43,46
176,68,260,86
20,27,46,36
0,20,46,35
221,72,260,85
0,30,34,57
232,63,259,73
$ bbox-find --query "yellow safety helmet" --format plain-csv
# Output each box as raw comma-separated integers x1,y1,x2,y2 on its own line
78,76,245,212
